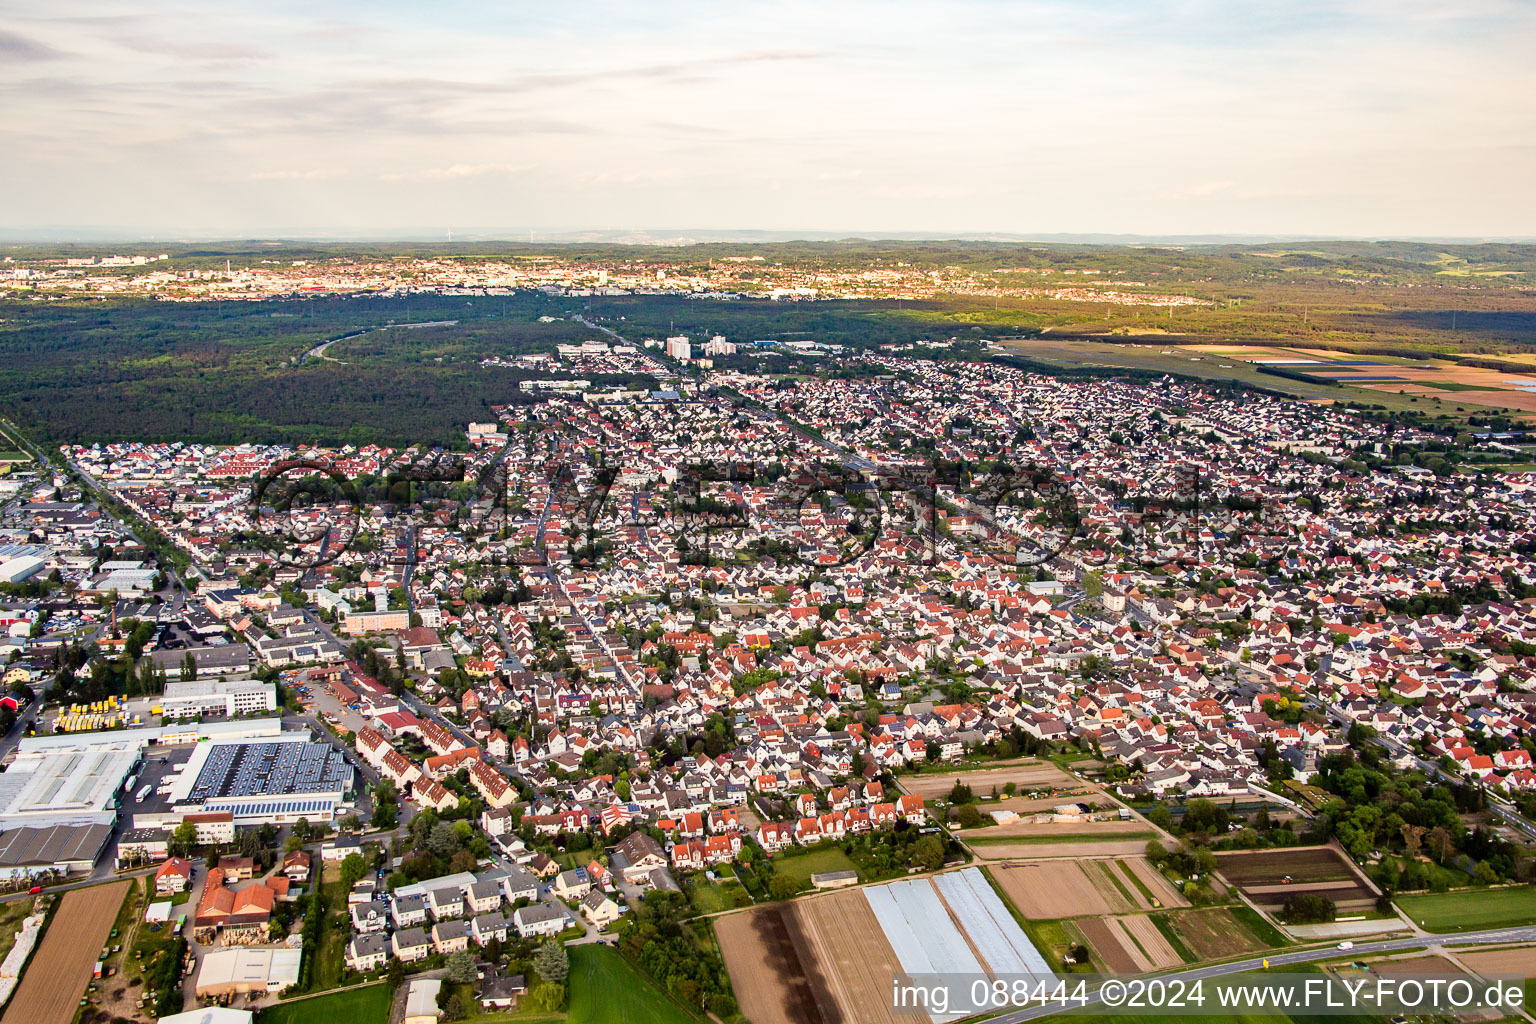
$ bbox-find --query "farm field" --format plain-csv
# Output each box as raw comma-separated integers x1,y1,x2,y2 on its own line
979,819,1153,840
1213,847,1357,885
1078,914,1181,973
1397,887,1536,933
257,983,393,1024
1369,954,1463,976
1169,908,1270,960
900,759,1083,801
972,838,1155,860
988,860,1170,919
1456,946,1536,976
715,887,903,1024
2,881,130,1024
567,944,699,1024
1214,847,1377,910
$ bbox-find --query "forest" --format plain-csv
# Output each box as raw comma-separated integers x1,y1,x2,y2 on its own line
3,239,1535,446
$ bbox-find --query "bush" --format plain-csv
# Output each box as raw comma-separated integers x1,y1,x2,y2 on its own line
956,803,983,829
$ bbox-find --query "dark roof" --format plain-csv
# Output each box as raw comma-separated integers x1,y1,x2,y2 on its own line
0,823,113,866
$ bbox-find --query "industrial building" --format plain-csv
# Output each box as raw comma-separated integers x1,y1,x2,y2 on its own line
193,947,301,997
156,678,275,718
161,732,354,824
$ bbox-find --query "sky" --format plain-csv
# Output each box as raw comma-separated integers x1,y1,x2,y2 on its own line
3,0,1535,239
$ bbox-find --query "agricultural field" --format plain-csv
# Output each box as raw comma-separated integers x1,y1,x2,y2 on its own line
567,944,700,1024
1214,846,1378,910
1074,915,1181,973
969,836,1159,860
900,759,1083,801
1396,887,1536,933
1168,908,1271,961
1369,954,1463,976
1456,946,1536,976
715,887,905,1024
256,983,393,1024
1186,343,1536,415
1,881,130,1024
977,819,1154,840
989,859,1155,921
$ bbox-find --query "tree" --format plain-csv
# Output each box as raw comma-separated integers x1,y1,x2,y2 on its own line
338,812,361,834
445,950,478,984
913,834,946,871
169,821,198,858
533,940,569,985
956,803,983,829
387,958,406,990
768,874,801,901
442,994,464,1021
524,983,564,1013
1280,892,1336,924
1401,823,1425,860
947,781,973,804
180,651,197,681
340,852,367,891
1428,825,1454,864
1082,571,1103,600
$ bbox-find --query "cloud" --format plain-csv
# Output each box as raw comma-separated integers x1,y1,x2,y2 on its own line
378,163,526,182
114,34,273,61
247,168,349,181
0,29,66,61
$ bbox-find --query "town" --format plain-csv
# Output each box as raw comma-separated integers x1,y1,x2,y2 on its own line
3,325,1536,1024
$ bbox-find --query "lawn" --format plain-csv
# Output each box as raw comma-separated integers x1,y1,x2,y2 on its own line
685,877,754,916
257,982,393,1024
770,845,859,883
309,880,349,989
1396,887,1536,933
567,944,700,1024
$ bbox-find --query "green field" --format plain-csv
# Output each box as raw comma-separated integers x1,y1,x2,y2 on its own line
1396,886,1536,933
770,845,859,883
568,944,700,1024
257,983,392,1024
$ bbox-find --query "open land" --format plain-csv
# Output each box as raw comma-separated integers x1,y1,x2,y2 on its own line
1456,947,1536,977
566,944,700,1024
256,984,393,1024
1169,908,1270,960
1214,847,1377,909
2,881,130,1024
901,759,1082,801
715,887,904,1024
971,838,1156,860
1397,887,1536,933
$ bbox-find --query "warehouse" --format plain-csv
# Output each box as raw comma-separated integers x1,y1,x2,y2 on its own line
193,946,301,997
0,555,45,585
164,732,354,825
0,822,113,877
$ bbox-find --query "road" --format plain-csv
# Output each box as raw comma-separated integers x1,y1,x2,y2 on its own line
988,925,1536,1023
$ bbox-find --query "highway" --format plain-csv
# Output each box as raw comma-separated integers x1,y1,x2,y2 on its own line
989,925,1536,1022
